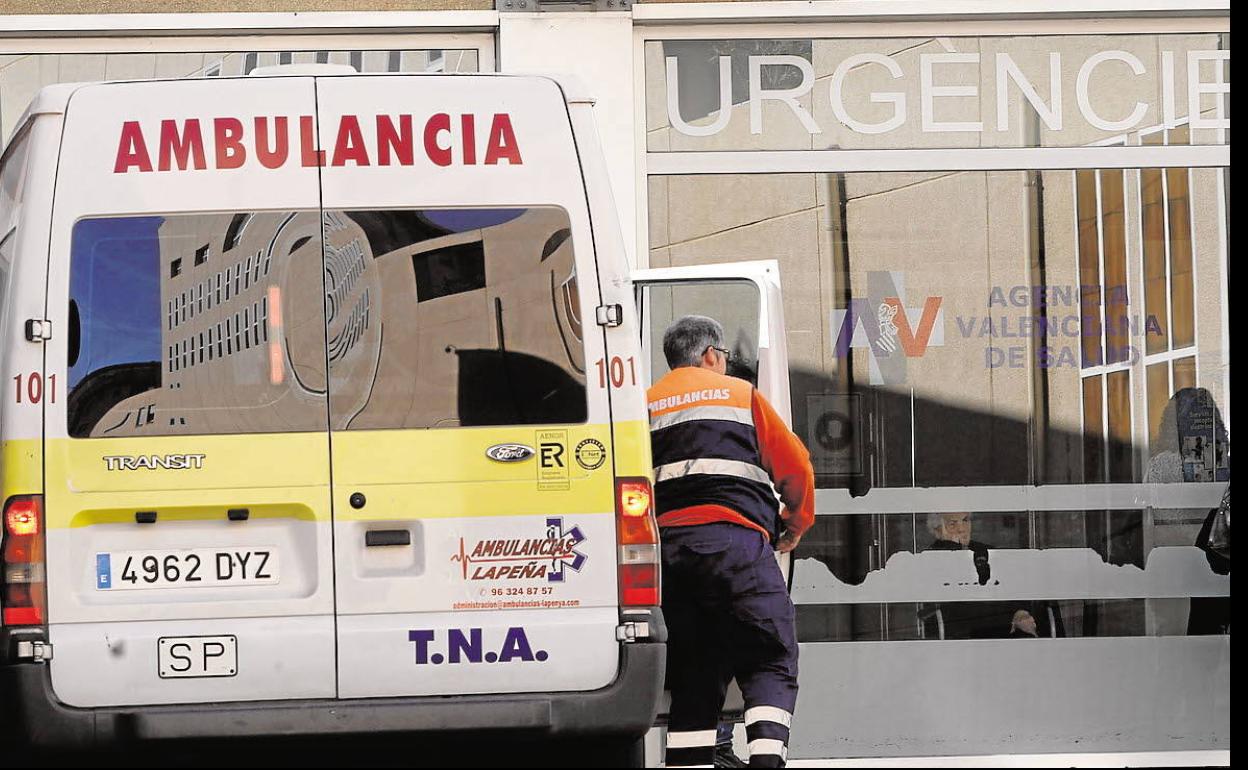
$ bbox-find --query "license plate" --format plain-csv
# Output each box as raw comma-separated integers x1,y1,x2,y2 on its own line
158,635,238,679
95,548,279,590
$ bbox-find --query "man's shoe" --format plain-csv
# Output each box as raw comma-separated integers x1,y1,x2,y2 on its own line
713,742,747,768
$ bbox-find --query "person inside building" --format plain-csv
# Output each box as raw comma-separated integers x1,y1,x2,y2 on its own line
920,512,1063,640
1009,609,1039,638
650,315,815,769
926,512,993,586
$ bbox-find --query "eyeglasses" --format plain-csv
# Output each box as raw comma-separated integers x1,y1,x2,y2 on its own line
707,345,732,362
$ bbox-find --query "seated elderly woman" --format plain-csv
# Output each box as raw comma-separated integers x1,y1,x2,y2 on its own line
919,512,1063,640
1009,609,1039,638
925,511,992,585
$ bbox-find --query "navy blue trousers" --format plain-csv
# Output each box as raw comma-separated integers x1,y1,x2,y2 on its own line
661,523,799,768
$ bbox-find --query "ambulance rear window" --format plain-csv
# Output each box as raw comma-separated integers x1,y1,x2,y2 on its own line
67,211,331,438
326,206,587,430
66,206,587,437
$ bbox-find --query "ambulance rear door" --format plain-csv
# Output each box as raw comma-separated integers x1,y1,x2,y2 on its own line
42,76,337,707
632,260,790,427
632,259,793,720
315,74,621,698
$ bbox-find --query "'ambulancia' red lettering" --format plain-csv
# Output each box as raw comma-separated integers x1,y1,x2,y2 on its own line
424,113,452,167
114,121,153,173
299,115,326,167
377,115,414,166
255,116,289,169
484,114,522,165
158,119,206,172
461,114,477,165
213,118,246,169
332,115,370,167
112,112,523,172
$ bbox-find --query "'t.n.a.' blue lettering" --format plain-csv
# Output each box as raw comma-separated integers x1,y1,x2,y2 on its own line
448,628,483,663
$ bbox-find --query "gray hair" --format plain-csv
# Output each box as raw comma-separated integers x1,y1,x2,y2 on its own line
925,513,943,536
662,315,725,369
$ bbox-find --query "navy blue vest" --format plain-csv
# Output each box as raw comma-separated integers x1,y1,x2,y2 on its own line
648,369,780,542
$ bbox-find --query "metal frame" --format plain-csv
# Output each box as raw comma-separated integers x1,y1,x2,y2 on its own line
1133,123,1204,464
0,12,500,37
646,146,1229,175
631,1,1230,24
0,33,496,67
0,13,498,77
813,480,1226,515
1075,156,1141,487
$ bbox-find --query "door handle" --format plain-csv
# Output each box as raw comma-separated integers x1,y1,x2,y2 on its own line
365,530,411,547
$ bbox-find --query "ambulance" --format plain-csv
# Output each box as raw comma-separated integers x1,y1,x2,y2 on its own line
0,67,791,761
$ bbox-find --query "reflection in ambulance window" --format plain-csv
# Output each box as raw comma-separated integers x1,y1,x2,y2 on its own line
413,241,486,302
325,207,587,431
66,207,587,437
643,279,760,386
67,211,329,438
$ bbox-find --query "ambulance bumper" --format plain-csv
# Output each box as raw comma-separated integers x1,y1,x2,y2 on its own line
0,634,664,749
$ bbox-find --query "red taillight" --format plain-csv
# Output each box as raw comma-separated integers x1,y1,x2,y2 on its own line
616,477,660,607
2,495,46,627
6,502,40,537
618,480,651,518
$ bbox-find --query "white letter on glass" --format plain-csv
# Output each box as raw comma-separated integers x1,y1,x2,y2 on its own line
1188,50,1231,130
1076,51,1149,132
830,53,907,135
666,55,733,138
749,55,822,136
920,53,984,133
995,52,1063,133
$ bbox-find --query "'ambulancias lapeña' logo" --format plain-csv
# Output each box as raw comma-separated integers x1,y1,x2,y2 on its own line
831,270,945,386
452,517,587,582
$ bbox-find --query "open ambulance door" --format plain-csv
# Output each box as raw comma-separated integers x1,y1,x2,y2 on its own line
631,259,793,724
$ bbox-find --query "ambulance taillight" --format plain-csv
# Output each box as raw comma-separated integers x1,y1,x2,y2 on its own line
615,478,660,607
2,496,47,626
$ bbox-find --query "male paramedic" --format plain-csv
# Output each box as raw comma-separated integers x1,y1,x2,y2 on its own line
648,315,815,768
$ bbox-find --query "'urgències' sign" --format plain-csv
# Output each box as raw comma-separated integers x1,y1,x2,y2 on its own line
664,49,1231,137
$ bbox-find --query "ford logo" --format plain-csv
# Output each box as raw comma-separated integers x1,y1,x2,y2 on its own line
486,444,535,463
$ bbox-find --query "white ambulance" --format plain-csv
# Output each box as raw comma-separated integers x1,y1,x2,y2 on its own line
0,68,791,761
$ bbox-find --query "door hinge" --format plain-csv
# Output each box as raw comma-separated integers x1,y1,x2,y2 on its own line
24,319,52,342
15,640,54,663
615,621,650,643
595,304,623,328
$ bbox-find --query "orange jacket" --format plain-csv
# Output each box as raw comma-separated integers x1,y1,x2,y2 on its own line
647,366,815,541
